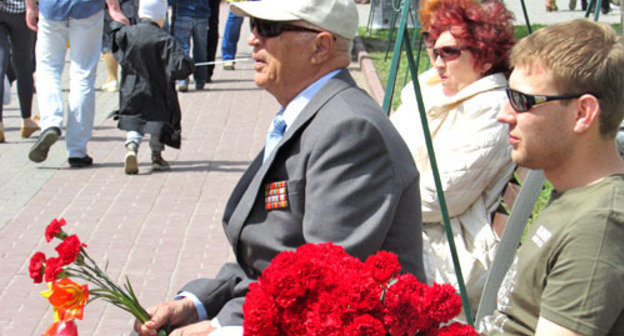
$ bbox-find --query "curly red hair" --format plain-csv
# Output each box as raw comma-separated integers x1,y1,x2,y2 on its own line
418,0,443,29
429,0,515,75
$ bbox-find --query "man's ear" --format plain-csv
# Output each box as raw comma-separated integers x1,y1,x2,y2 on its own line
310,32,334,65
574,94,600,134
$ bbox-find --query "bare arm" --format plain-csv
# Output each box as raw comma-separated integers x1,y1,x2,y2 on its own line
535,317,587,336
24,0,38,31
105,0,130,25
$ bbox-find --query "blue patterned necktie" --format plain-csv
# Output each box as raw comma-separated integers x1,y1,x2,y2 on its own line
263,110,287,163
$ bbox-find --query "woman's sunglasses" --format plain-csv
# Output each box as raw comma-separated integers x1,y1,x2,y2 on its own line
432,46,474,62
250,18,323,38
505,86,585,112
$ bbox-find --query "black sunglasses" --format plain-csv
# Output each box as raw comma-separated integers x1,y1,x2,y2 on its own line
433,46,474,62
505,86,585,112
250,18,323,38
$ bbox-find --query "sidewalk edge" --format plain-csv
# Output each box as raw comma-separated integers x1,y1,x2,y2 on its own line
355,36,385,106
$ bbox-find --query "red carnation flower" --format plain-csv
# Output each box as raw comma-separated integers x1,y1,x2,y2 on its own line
55,235,86,266
44,256,65,282
29,252,46,283
45,218,67,242
436,322,478,336
365,250,401,284
243,283,279,336
423,283,463,325
242,243,472,336
345,314,386,336
383,273,429,335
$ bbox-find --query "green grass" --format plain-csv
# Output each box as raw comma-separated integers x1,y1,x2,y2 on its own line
358,24,560,227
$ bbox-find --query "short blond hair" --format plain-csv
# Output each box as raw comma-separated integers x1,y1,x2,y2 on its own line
510,19,624,138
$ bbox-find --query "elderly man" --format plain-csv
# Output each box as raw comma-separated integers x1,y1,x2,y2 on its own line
134,0,425,335
480,19,624,336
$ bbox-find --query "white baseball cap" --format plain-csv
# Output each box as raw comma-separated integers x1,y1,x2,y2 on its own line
138,0,167,22
231,0,358,40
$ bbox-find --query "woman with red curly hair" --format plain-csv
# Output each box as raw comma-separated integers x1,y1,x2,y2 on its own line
390,0,516,321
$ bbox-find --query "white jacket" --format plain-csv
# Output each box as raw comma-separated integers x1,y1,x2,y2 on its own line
390,70,515,320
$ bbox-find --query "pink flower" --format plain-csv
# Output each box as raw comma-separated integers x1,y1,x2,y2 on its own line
42,320,78,336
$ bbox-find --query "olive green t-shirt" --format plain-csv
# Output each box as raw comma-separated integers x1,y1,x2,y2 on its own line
481,174,624,336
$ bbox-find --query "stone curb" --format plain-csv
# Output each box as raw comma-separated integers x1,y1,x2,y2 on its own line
354,36,386,106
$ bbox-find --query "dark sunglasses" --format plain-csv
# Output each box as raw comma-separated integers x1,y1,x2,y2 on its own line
505,86,585,112
433,46,474,62
250,18,323,38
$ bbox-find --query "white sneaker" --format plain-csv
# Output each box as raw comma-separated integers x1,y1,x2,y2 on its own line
124,144,138,175
223,61,235,70
101,80,119,92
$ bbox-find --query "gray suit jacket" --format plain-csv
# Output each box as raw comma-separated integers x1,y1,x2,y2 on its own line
180,69,425,326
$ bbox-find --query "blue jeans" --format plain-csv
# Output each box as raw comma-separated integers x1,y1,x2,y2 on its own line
220,10,244,61
36,10,103,158
173,15,208,84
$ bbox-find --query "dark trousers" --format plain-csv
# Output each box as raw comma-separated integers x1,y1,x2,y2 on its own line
206,0,220,80
0,11,36,121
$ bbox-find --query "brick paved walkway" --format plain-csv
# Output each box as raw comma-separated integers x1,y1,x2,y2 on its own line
0,4,282,334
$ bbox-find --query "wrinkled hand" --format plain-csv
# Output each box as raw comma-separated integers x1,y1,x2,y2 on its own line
134,298,199,336
169,321,216,336
25,8,38,31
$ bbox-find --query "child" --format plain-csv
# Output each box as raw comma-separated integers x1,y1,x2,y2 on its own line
110,0,193,174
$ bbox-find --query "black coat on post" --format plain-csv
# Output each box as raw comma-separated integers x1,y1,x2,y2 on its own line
111,20,193,149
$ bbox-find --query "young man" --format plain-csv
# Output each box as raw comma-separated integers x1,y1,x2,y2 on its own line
480,19,624,336
133,0,425,335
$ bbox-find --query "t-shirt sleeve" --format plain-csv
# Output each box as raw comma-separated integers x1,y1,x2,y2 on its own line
539,211,624,336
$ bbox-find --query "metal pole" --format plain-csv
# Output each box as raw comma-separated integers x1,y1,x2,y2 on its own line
621,0,623,34
386,0,474,324
403,31,474,326
519,0,533,33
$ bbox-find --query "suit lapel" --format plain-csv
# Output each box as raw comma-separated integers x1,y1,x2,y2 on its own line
225,69,357,253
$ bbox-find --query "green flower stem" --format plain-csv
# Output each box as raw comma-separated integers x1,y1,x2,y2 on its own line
65,250,153,324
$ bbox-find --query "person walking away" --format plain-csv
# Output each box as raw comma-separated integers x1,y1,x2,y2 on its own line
110,0,193,174
170,0,210,91
100,0,140,92
25,0,129,167
0,0,38,142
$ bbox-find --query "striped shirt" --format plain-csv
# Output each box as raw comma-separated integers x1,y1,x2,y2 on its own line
0,0,26,13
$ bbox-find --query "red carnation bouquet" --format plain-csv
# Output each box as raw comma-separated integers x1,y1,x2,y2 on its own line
243,243,477,336
29,218,168,336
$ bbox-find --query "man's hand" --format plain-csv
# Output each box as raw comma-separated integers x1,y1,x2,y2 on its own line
105,0,130,25
134,298,199,336
25,8,38,31
24,0,38,31
169,321,216,336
